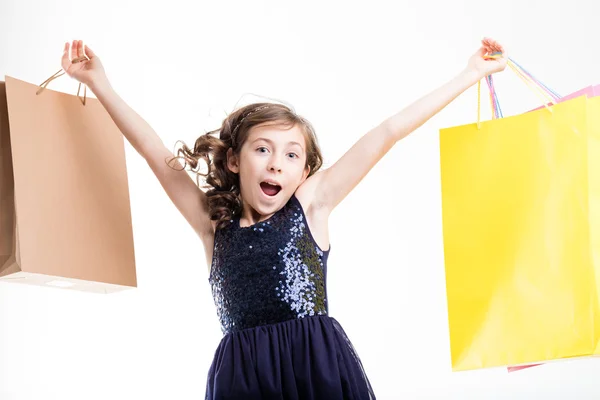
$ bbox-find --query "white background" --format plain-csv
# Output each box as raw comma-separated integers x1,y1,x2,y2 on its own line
1,0,599,398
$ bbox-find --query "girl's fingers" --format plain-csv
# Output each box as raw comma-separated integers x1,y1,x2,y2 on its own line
482,37,500,50
472,45,487,59
77,40,85,58
84,45,96,59
70,40,78,61
489,40,503,53
61,42,71,69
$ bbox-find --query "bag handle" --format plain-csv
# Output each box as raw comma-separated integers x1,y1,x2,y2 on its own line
35,56,88,105
477,74,504,127
477,53,560,128
508,58,560,101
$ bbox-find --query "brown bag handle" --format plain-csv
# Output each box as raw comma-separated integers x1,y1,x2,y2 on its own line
35,56,88,105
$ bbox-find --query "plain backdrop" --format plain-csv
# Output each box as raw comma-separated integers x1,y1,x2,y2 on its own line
1,0,599,398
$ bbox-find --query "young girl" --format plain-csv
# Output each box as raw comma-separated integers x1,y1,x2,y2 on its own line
61,38,506,399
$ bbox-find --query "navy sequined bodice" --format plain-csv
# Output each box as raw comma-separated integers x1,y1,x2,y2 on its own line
209,193,331,335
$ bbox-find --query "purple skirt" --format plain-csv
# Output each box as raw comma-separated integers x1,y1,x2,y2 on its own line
205,315,376,399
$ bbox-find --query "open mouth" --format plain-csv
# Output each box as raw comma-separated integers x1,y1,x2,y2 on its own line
260,182,282,197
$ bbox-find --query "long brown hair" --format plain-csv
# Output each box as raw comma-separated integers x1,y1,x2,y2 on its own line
167,102,324,230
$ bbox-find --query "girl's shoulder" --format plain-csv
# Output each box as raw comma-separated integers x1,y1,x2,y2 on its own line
293,187,331,253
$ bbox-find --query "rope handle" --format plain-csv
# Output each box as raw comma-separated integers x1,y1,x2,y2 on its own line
477,52,560,128
35,56,88,105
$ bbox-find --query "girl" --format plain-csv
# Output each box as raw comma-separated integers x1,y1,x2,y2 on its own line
61,38,506,399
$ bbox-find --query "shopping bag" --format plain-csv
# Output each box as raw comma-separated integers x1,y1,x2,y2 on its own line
0,73,137,293
530,85,600,111
440,79,597,371
589,97,600,355
0,81,13,268
507,364,542,373
443,57,600,371
485,64,600,372
506,84,600,372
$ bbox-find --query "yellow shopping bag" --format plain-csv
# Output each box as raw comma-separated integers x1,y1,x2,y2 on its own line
589,97,600,355
440,73,599,371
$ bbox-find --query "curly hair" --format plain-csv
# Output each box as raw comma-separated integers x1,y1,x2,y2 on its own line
167,102,324,230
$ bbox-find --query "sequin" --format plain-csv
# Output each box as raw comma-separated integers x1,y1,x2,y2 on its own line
209,194,330,335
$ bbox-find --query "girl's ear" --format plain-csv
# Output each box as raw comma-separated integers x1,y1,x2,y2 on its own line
301,165,311,182
226,147,240,173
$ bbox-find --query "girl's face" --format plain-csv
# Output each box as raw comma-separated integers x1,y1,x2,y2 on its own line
227,122,310,219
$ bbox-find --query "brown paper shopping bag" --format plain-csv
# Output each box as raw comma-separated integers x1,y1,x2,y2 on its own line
0,73,137,293
0,81,14,269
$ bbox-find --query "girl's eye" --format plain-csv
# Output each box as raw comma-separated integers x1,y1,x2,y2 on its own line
256,147,298,159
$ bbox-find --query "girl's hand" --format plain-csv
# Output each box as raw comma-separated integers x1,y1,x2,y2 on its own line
61,40,107,90
466,37,507,79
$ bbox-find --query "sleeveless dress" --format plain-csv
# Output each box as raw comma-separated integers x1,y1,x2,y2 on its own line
205,193,376,399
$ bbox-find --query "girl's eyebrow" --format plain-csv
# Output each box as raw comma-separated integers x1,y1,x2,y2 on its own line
252,137,303,149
